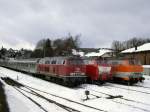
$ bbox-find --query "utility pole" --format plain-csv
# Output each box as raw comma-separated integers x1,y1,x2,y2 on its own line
43,41,46,58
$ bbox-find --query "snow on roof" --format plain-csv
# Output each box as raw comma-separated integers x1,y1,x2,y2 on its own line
72,49,84,56
78,52,84,57
121,43,150,53
85,49,112,57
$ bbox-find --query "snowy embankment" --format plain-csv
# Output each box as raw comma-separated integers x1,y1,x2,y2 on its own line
0,67,150,112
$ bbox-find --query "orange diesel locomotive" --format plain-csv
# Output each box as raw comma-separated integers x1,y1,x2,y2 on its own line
108,59,144,85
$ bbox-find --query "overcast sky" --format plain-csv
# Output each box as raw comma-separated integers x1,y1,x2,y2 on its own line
0,0,150,50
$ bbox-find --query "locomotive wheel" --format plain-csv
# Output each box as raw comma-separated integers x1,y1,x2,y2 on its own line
62,81,73,87
127,79,134,86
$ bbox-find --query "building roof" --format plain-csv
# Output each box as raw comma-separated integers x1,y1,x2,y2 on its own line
85,49,112,57
121,43,150,53
72,49,84,56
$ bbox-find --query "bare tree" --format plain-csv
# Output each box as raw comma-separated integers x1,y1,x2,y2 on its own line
111,37,150,52
111,40,122,51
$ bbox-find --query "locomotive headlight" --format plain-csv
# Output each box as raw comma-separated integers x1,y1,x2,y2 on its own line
70,72,85,76
81,73,85,75
70,73,75,76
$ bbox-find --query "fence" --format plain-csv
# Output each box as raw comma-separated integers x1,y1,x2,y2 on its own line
143,65,150,76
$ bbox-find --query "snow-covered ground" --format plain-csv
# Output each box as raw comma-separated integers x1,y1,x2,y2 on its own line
0,67,150,112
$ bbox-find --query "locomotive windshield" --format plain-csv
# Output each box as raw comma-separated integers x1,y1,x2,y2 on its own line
128,59,141,65
97,60,108,65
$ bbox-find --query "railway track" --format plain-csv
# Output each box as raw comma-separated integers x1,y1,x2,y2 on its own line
1,77,107,112
79,85,150,112
15,87,80,112
1,77,78,112
134,85,150,89
106,82,150,90
107,83,150,95
13,87,49,112
23,86,106,112
1,75,150,112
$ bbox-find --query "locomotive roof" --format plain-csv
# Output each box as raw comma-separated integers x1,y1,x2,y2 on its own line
38,56,84,64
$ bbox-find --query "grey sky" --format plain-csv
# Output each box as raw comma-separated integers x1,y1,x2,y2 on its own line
0,0,150,50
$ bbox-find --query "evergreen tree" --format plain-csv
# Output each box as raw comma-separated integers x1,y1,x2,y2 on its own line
31,49,43,58
0,47,7,56
32,34,81,57
44,39,53,57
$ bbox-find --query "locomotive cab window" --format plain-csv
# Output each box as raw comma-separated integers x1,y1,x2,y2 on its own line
97,60,108,65
129,59,141,65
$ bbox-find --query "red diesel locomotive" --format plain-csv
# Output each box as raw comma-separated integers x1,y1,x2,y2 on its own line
84,58,112,84
37,57,87,86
